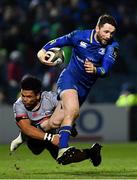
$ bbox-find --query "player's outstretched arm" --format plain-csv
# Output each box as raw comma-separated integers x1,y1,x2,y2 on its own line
17,119,59,146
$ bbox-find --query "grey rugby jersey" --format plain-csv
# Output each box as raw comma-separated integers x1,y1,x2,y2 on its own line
13,91,58,126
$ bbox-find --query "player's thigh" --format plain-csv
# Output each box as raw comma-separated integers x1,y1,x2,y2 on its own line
61,89,80,116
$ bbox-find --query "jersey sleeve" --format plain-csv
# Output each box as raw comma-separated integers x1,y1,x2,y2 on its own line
42,30,79,51
13,101,28,122
96,41,119,77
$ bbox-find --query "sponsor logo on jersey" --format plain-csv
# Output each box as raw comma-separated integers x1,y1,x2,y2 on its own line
98,48,105,55
79,41,88,48
49,39,56,45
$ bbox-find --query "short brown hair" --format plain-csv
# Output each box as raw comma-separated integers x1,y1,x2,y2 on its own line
97,14,117,29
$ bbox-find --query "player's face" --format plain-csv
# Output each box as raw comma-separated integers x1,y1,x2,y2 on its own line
95,23,116,45
21,89,40,108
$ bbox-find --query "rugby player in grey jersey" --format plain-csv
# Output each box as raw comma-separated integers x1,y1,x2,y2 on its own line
10,75,102,166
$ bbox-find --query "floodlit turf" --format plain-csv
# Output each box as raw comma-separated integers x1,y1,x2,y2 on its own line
1,142,137,179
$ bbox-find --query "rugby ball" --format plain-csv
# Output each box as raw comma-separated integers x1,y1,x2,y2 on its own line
46,47,65,66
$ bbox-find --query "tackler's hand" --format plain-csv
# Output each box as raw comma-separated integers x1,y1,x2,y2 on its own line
84,59,97,74
51,134,60,146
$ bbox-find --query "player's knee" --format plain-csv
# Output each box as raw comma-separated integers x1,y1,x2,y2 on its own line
51,122,60,129
49,121,60,129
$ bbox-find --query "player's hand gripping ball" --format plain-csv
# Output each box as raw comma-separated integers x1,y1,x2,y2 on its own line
46,47,65,66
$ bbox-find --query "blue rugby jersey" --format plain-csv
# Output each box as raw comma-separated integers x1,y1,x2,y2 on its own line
43,29,119,87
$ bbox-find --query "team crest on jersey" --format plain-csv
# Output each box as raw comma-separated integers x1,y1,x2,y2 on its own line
98,48,105,55
79,41,88,48
109,47,118,61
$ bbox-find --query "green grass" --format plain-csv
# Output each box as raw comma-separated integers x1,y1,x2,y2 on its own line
1,142,137,179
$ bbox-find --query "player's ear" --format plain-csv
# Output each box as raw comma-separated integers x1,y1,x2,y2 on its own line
95,25,99,33
36,93,41,100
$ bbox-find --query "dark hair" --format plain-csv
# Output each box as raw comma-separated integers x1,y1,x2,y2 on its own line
21,75,42,94
97,14,117,29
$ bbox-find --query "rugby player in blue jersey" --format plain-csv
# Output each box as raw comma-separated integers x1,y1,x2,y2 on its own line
10,75,102,166
37,14,118,164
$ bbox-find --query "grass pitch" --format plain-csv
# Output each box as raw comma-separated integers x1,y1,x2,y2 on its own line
0,142,137,179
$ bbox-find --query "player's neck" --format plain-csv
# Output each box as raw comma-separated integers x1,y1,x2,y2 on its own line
94,32,100,43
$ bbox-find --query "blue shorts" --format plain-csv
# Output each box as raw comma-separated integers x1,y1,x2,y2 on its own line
57,69,91,106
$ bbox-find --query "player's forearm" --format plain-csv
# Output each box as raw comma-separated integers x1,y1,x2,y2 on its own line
21,124,45,140
42,34,73,51
96,43,119,77
96,57,115,77
18,123,59,146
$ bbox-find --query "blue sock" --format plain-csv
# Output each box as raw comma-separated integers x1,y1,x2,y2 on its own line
59,126,72,149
